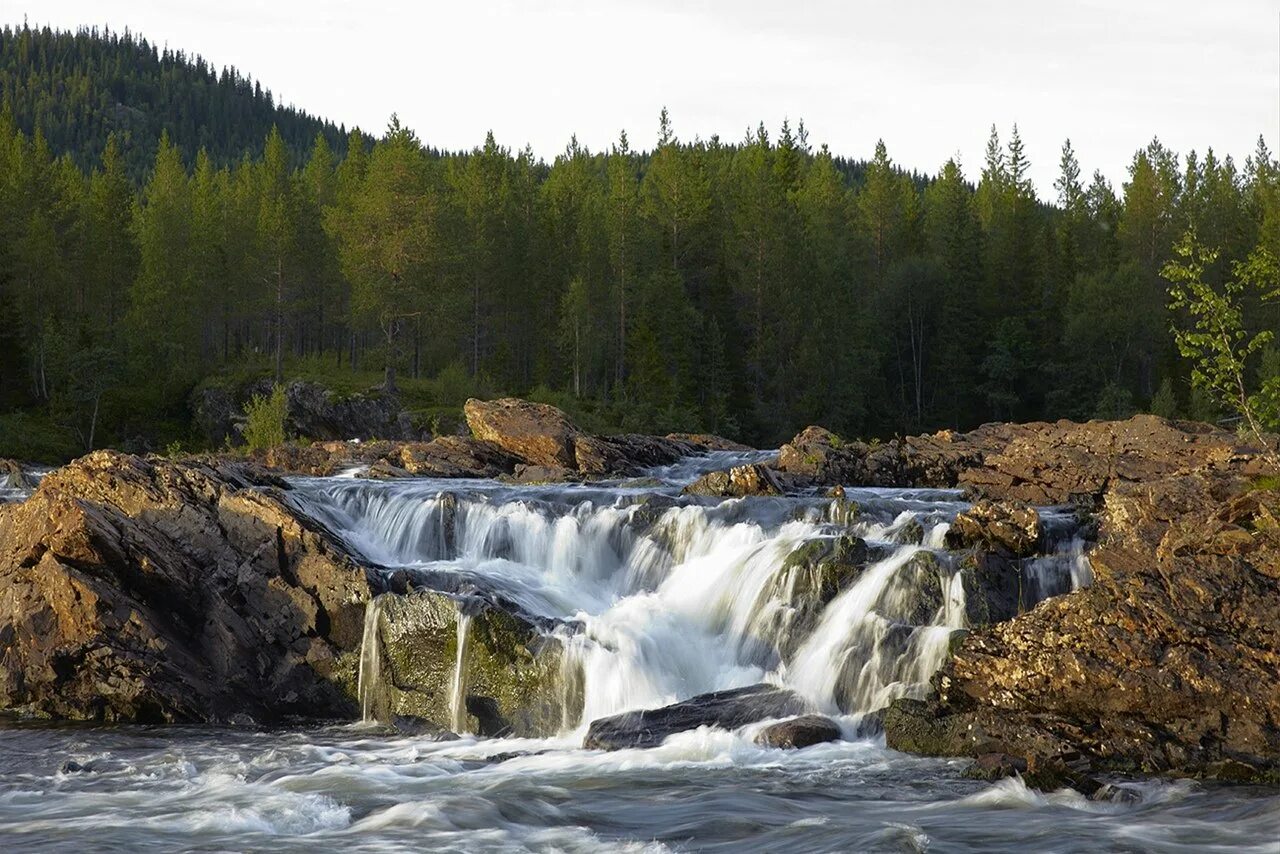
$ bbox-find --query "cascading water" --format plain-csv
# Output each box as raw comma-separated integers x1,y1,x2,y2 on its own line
292,453,1087,733
449,609,473,733
8,452,1278,851
356,594,386,723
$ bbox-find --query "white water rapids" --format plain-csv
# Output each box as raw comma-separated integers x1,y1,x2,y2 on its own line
291,451,1088,734
5,451,1278,852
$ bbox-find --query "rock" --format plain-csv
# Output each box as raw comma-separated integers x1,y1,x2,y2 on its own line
574,434,698,477
774,415,1247,504
464,397,580,469
506,464,578,484
664,433,752,452
1,459,33,492
192,380,415,447
957,552,1023,627
963,752,1028,781
583,684,811,750
0,451,370,723
891,518,925,545
887,456,1280,781
282,381,406,442
760,535,871,659
684,463,785,497
755,714,842,749
361,590,576,737
945,499,1042,557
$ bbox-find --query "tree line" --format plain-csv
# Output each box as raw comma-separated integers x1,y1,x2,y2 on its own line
1,92,1279,457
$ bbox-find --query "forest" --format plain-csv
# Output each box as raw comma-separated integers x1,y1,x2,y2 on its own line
1,24,1279,461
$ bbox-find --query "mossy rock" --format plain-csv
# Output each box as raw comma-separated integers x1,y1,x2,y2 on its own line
365,592,579,736
756,535,873,660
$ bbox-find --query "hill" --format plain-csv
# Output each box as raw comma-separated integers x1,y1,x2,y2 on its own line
0,23,348,177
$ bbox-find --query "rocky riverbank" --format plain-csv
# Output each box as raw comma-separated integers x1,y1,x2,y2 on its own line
1,400,1276,790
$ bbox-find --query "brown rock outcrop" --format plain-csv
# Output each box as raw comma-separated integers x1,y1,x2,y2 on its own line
684,463,786,497
888,463,1280,782
0,451,371,723
945,499,1042,557
464,397,580,469
775,415,1250,505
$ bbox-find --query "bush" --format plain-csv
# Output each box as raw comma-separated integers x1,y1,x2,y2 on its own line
1149,378,1178,419
242,385,287,452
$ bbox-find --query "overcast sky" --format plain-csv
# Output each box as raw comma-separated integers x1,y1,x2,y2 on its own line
8,0,1279,196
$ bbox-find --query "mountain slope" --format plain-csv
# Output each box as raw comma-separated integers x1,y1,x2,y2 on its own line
0,24,348,177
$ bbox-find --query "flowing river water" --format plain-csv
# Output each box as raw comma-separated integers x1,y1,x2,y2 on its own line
1,452,1278,852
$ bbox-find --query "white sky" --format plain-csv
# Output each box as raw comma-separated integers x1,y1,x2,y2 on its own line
8,0,1280,197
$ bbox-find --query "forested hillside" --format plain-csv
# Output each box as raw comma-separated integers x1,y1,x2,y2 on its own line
0,24,347,178
1,26,1278,461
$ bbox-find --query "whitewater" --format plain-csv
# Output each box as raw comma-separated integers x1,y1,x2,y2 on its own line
1,451,1277,852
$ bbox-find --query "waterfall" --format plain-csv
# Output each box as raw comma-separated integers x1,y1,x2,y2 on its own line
357,594,385,723
293,471,1089,732
449,609,473,733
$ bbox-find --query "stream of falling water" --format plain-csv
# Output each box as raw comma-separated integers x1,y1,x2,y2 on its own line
356,594,385,723
293,454,1089,732
449,610,473,733
5,452,1278,852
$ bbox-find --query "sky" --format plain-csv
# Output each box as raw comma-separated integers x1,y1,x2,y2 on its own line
7,0,1279,197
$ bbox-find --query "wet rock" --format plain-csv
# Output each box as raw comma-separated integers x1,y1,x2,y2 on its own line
1,459,34,492
583,684,811,750
763,536,872,659
464,397,580,469
364,591,576,737
963,752,1028,781
891,518,925,546
684,463,785,497
957,552,1023,627
755,714,842,749
945,499,1041,557
574,434,702,477
505,464,579,484
465,694,513,737
663,433,752,452
0,451,371,723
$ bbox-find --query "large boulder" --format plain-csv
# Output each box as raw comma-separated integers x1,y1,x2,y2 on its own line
282,380,407,441
359,590,577,737
0,451,371,723
464,397,580,469
755,714,842,749
583,684,810,750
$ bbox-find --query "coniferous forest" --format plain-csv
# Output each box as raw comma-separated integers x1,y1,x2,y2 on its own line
2,23,1279,461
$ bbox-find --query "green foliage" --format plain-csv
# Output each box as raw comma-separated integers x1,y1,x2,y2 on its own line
0,24,347,180
1164,233,1279,454
0,411,79,463
242,384,288,452
6,25,1280,460
1150,378,1178,419
1094,382,1137,420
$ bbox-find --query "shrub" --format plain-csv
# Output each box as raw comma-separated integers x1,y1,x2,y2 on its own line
242,385,288,452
